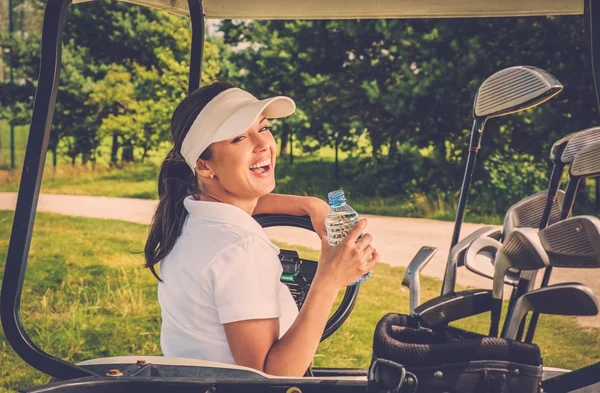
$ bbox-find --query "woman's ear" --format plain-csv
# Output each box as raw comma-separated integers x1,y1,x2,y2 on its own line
195,159,215,180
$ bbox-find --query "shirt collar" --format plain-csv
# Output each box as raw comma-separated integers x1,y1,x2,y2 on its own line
183,196,280,254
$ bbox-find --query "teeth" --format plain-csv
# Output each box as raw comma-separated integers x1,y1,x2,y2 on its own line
250,158,270,169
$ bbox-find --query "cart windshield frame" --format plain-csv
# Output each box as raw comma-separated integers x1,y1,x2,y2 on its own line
1,0,598,387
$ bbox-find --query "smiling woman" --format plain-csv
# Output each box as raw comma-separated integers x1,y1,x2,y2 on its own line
143,82,379,377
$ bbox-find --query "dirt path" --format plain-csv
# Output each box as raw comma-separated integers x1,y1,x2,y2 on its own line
0,192,598,328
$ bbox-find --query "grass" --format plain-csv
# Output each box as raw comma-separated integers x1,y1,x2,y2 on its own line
1,211,598,392
0,157,504,224
0,121,29,170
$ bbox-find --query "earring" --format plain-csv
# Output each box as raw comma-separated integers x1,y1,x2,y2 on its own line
209,174,215,179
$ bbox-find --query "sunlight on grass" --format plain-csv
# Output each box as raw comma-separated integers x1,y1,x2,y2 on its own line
0,154,505,223
0,212,598,391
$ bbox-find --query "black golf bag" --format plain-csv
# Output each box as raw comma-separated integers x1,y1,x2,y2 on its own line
367,313,543,393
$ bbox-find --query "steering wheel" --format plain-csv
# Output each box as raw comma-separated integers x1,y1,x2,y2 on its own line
253,214,360,342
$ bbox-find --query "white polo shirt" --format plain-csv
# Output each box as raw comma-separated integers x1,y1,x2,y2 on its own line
158,196,299,364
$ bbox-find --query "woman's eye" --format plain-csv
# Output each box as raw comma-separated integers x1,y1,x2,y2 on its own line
260,126,272,133
232,135,246,143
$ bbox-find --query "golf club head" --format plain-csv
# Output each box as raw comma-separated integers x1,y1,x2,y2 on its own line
413,289,492,329
441,226,502,296
493,228,549,300
502,190,566,240
463,237,519,286
560,126,600,164
504,283,599,340
550,132,577,163
402,246,438,314
539,216,600,268
474,66,563,119
570,142,600,178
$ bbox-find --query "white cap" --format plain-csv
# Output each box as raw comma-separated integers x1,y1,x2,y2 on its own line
180,87,296,172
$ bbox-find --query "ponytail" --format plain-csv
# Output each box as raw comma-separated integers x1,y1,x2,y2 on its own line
144,81,234,280
144,149,198,281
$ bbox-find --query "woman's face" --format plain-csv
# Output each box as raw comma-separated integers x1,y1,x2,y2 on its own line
205,114,277,201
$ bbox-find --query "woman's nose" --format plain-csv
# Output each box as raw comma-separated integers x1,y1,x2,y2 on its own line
252,133,271,152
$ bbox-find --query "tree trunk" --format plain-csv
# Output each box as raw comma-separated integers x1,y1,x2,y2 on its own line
289,132,294,164
52,145,57,168
279,128,289,157
334,136,339,180
111,132,120,165
121,139,134,162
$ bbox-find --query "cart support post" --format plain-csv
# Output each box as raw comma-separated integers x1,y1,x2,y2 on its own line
0,0,97,380
188,0,205,93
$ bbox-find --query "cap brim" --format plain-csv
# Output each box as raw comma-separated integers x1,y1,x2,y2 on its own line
212,96,296,143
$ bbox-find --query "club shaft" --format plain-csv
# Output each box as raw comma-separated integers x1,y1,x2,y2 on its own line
490,298,502,337
502,163,565,338
525,177,580,343
539,163,566,229
442,118,484,296
450,118,484,248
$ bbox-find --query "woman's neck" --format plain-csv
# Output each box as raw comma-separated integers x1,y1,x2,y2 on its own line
198,190,258,216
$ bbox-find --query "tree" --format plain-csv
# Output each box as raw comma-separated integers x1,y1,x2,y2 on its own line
220,15,596,213
1,0,223,166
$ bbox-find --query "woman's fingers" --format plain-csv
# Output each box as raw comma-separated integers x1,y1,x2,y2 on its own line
355,232,372,250
368,249,380,269
344,219,367,244
362,245,374,260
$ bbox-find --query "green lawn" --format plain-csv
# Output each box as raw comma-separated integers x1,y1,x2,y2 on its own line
0,211,598,392
0,159,504,224
0,121,29,170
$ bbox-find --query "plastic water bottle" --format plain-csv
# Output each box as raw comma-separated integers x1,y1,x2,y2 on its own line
325,189,372,285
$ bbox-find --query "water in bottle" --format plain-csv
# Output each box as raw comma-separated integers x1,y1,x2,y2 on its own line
325,189,372,285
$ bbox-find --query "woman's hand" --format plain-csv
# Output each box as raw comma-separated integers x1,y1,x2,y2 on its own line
316,218,379,288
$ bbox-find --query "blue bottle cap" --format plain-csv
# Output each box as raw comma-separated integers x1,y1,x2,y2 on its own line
328,190,347,207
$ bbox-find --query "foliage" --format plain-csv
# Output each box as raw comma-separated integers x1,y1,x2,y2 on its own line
2,4,600,215
0,0,222,166
219,16,599,215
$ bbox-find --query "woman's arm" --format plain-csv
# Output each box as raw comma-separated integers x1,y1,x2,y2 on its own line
253,193,330,239
224,220,379,376
253,193,317,216
223,275,339,376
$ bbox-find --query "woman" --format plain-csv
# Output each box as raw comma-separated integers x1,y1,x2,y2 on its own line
144,81,379,377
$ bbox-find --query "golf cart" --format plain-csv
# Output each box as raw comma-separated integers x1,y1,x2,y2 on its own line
2,0,600,392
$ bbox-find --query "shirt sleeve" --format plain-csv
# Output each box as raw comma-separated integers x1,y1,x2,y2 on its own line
206,236,283,324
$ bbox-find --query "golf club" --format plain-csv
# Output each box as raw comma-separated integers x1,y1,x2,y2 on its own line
415,228,546,332
463,236,518,286
441,226,501,296
499,189,566,309
445,66,562,295
487,228,549,336
402,246,438,314
525,144,600,341
524,215,600,342
505,283,598,340
509,127,600,338
412,288,492,329
503,190,566,240
449,66,563,251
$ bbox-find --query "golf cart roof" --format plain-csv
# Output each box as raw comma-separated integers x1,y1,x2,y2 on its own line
72,0,584,19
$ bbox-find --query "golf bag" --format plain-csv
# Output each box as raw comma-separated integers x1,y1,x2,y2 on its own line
368,313,543,393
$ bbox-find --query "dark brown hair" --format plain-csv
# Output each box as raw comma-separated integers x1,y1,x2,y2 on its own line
144,82,236,280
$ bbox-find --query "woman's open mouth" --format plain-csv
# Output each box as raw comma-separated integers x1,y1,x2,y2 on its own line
249,158,272,177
